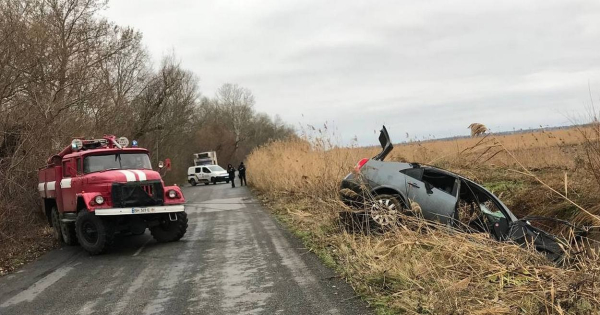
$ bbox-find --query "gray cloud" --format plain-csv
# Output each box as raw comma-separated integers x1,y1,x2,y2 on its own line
104,0,600,145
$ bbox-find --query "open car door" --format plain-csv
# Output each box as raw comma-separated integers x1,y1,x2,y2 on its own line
373,125,393,161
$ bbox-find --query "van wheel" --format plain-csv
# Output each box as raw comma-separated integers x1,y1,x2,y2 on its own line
204,182,210,186
212,178,217,185
75,211,114,255
189,179,197,186
50,206,63,242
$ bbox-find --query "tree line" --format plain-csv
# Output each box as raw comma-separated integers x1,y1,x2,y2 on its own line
0,0,294,236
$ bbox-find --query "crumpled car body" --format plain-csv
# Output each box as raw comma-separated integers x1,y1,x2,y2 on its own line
340,126,569,261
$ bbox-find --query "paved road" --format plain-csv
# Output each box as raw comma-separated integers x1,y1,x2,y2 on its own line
0,184,372,315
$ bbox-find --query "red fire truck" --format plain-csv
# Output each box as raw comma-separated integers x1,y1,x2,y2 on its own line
38,135,187,255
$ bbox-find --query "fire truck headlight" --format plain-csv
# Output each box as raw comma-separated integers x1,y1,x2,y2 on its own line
167,190,177,199
95,195,104,205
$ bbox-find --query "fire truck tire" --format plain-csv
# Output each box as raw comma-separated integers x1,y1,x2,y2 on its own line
60,222,78,246
150,212,188,242
75,212,115,255
50,207,63,242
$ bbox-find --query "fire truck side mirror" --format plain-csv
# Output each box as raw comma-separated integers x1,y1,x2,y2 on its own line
158,161,164,169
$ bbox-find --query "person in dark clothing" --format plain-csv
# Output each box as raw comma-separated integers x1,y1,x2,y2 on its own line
238,162,247,186
227,164,236,188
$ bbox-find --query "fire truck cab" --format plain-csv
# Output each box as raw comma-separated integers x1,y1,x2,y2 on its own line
38,135,187,255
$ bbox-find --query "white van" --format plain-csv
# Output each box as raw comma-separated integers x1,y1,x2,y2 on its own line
187,165,229,186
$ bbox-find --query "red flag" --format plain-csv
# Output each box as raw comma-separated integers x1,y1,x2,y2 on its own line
165,158,171,171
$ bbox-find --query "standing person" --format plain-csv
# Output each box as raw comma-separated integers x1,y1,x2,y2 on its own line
238,162,247,186
227,164,236,188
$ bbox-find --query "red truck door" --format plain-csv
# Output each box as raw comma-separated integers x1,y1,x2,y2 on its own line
54,165,64,212
60,159,78,212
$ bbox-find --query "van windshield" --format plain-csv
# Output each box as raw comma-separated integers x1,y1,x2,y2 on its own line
207,165,225,172
84,153,152,173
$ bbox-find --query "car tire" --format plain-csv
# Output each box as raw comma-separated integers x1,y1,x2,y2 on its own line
50,206,63,242
131,228,146,236
225,180,229,184
75,211,114,255
189,179,197,186
60,221,78,246
204,182,210,186
367,194,404,228
150,212,188,242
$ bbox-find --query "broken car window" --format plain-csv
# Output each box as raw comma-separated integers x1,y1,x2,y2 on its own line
401,168,423,180
456,180,510,238
422,170,456,196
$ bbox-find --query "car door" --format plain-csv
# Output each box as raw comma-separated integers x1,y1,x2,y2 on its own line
403,168,459,224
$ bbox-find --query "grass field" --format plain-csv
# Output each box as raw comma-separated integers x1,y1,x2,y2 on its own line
247,124,600,314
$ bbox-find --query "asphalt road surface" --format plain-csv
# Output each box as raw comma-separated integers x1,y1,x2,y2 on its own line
0,183,372,315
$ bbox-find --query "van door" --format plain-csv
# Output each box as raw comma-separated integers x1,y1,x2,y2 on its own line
194,167,202,181
202,167,212,182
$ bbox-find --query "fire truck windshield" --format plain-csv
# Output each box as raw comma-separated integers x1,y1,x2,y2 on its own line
83,153,152,173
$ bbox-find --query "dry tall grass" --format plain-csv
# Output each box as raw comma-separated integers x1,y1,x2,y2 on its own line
248,127,600,314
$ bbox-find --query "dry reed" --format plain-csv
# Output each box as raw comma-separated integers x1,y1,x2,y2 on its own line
248,126,600,314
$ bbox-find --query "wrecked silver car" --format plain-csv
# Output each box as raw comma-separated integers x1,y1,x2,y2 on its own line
340,126,578,261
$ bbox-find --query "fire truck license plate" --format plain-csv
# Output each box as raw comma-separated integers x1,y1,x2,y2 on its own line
131,207,155,214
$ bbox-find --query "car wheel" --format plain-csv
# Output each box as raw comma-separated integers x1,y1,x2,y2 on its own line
189,179,197,186
212,178,217,185
368,194,404,227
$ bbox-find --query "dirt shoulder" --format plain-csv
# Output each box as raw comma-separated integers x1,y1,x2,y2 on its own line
0,224,57,277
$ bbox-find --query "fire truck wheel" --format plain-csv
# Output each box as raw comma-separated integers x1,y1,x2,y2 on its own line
150,212,188,242
50,207,63,242
75,212,115,255
60,222,78,246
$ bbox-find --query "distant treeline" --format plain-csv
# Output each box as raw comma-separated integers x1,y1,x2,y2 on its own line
397,124,581,145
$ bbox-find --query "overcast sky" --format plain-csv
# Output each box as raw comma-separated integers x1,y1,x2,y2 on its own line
104,0,600,145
